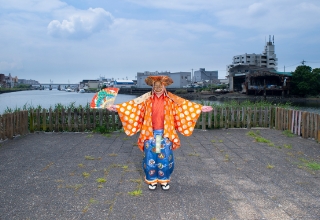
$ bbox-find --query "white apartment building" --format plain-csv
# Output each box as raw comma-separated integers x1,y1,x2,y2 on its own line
227,36,278,91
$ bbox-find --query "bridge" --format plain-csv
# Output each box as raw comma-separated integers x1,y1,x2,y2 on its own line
32,84,79,90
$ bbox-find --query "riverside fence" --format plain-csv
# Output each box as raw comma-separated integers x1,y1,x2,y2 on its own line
1,107,320,142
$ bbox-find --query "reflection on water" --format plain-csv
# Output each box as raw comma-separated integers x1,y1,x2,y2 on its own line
0,90,137,114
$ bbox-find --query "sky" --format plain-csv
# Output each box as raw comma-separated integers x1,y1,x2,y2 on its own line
0,0,320,84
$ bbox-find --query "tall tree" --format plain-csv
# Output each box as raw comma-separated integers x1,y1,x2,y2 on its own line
291,65,320,96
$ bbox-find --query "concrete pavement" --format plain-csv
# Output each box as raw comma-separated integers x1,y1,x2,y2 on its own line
0,128,319,220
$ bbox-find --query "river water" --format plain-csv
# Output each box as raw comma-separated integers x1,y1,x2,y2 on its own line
1,90,320,114
0,90,137,114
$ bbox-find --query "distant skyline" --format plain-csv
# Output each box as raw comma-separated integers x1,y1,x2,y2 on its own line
1,0,320,84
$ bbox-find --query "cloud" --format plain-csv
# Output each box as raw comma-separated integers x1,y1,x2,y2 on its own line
125,0,239,11
0,60,23,72
126,0,320,32
0,0,66,12
216,0,320,31
47,8,114,39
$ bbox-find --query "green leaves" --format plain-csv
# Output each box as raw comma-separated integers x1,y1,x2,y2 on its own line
291,65,320,96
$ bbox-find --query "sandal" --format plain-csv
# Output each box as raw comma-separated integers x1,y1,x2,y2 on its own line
148,184,157,190
161,183,170,191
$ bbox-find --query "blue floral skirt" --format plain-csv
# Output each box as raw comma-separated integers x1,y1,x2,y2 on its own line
142,129,175,184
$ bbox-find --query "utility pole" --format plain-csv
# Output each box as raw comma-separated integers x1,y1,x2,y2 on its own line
191,68,193,84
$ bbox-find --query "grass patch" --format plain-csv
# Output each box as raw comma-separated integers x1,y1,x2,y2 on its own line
283,144,292,149
188,152,200,157
78,163,85,168
93,126,111,134
267,164,275,169
224,154,230,161
282,130,295,137
82,172,90,178
82,198,98,213
246,131,259,138
86,134,93,138
255,136,271,143
103,133,111,137
297,158,320,171
96,178,106,183
108,153,118,157
128,189,142,196
211,140,216,143
85,155,95,160
305,162,320,170
219,140,223,143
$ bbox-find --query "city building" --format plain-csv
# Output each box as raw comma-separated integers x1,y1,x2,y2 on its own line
227,35,279,92
193,68,219,84
136,71,191,88
111,80,135,88
18,79,40,85
0,73,19,88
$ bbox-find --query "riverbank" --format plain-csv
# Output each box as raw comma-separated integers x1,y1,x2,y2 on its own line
177,91,320,105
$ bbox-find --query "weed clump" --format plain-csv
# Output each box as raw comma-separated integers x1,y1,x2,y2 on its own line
128,189,142,196
96,178,106,183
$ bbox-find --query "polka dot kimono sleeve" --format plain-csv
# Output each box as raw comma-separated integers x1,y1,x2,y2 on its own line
174,100,202,136
116,100,145,136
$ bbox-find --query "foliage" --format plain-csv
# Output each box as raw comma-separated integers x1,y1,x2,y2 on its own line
85,155,95,160
128,189,142,196
306,162,320,170
291,65,320,96
82,172,90,178
174,89,188,94
93,125,111,134
96,178,106,183
200,99,292,109
15,84,32,89
282,130,295,137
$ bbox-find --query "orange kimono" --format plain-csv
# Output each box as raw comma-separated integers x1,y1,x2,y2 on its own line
116,92,203,151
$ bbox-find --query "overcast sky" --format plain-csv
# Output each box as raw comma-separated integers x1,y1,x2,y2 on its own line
1,0,320,84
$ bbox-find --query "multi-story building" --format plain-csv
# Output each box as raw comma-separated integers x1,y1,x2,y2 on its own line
227,36,278,91
193,68,219,84
18,79,40,85
0,73,19,88
136,71,191,88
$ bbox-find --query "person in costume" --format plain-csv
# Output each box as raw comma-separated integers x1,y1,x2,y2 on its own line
108,75,212,190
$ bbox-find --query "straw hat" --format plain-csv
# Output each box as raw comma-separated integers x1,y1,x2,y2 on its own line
145,75,173,86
